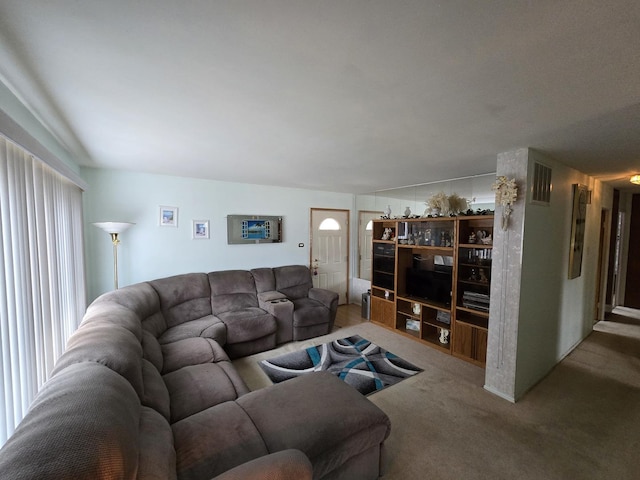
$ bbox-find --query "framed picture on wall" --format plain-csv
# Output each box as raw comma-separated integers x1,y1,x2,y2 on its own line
159,206,178,227
568,184,589,279
192,220,209,239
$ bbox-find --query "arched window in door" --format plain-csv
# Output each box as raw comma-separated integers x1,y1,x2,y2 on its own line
319,218,341,230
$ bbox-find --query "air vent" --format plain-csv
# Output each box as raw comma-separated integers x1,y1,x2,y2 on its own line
531,162,552,204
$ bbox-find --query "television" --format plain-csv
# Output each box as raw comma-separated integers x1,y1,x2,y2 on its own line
405,267,452,305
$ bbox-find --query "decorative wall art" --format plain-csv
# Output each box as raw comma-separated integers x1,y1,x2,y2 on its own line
568,184,589,279
192,220,209,239
492,176,518,230
226,215,283,244
159,206,178,227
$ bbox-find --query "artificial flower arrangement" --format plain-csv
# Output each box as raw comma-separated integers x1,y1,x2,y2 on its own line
492,176,518,229
425,192,469,216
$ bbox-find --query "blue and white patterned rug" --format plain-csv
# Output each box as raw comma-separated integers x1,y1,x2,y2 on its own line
259,335,423,395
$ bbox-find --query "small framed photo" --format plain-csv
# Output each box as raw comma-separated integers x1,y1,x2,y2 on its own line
192,220,210,239
159,206,178,227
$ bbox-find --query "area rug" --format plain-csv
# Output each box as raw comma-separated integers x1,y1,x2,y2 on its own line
259,335,423,395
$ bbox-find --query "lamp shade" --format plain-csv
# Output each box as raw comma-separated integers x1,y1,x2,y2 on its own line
93,222,135,234
631,175,640,185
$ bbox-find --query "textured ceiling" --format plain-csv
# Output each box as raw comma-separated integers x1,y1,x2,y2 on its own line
0,1,639,193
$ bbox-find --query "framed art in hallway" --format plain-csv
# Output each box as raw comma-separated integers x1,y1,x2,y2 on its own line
159,206,178,227
568,184,589,279
192,220,209,239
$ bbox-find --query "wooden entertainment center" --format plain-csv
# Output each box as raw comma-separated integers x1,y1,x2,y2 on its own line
370,215,494,367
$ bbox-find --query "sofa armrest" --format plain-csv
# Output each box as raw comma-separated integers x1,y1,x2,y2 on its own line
257,291,287,305
308,288,338,309
258,292,294,345
210,449,312,480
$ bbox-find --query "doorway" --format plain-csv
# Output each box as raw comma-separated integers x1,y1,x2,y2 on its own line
310,208,349,305
624,194,640,308
358,210,382,281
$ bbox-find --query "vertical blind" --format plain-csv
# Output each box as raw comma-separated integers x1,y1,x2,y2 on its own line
0,136,86,446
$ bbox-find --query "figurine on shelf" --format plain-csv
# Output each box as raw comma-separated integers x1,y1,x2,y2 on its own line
480,233,493,245
438,328,450,344
381,228,392,240
468,232,476,244
479,269,489,284
469,268,477,282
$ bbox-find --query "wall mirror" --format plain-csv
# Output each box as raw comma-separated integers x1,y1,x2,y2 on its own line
355,173,496,281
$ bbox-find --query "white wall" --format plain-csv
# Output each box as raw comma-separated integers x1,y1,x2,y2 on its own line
515,151,613,398
485,148,613,401
82,168,354,303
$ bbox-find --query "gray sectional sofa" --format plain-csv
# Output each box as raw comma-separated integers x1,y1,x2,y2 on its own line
0,265,391,480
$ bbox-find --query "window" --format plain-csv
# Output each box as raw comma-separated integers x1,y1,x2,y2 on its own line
0,136,85,446
319,218,341,230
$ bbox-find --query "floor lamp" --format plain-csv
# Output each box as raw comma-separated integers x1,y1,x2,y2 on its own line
93,222,135,290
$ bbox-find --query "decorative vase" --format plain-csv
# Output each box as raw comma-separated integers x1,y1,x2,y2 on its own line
404,206,411,217
384,205,391,218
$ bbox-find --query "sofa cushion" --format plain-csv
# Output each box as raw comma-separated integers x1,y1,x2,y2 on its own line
211,449,312,480
158,315,226,345
150,273,213,327
92,282,161,323
141,359,171,421
272,265,313,300
291,298,330,327
208,270,260,313
0,362,141,480
172,401,269,480
142,329,164,372
224,333,277,360
138,406,177,480
236,372,391,479
250,267,276,293
161,337,230,374
218,308,276,344
51,324,145,398
163,363,249,423
81,301,143,342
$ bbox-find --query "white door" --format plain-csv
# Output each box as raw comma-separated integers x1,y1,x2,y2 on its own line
311,209,349,305
358,211,381,281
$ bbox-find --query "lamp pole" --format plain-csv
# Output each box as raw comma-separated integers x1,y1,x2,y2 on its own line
93,222,135,290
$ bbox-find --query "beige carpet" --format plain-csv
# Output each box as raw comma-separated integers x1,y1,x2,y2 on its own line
233,308,640,480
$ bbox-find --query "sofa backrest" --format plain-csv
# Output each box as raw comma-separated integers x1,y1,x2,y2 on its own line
208,270,259,314
0,362,150,479
150,273,213,327
272,265,313,300
250,267,276,293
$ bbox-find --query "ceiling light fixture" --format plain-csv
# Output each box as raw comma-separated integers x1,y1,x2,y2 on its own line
631,175,640,185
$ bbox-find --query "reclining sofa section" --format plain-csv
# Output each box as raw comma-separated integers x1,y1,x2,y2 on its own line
0,265,391,480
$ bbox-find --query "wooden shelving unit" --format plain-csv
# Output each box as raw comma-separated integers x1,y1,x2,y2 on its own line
370,215,494,367
453,215,493,366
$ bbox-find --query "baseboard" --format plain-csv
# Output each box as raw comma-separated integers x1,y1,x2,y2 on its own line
483,384,516,403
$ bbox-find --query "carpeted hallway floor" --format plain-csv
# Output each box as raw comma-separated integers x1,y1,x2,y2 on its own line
233,305,640,480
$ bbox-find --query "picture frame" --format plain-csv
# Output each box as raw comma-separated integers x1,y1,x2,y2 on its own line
568,184,589,279
159,206,178,227
226,215,283,244
192,220,209,239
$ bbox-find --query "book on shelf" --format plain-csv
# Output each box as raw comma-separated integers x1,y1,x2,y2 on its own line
462,291,490,312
